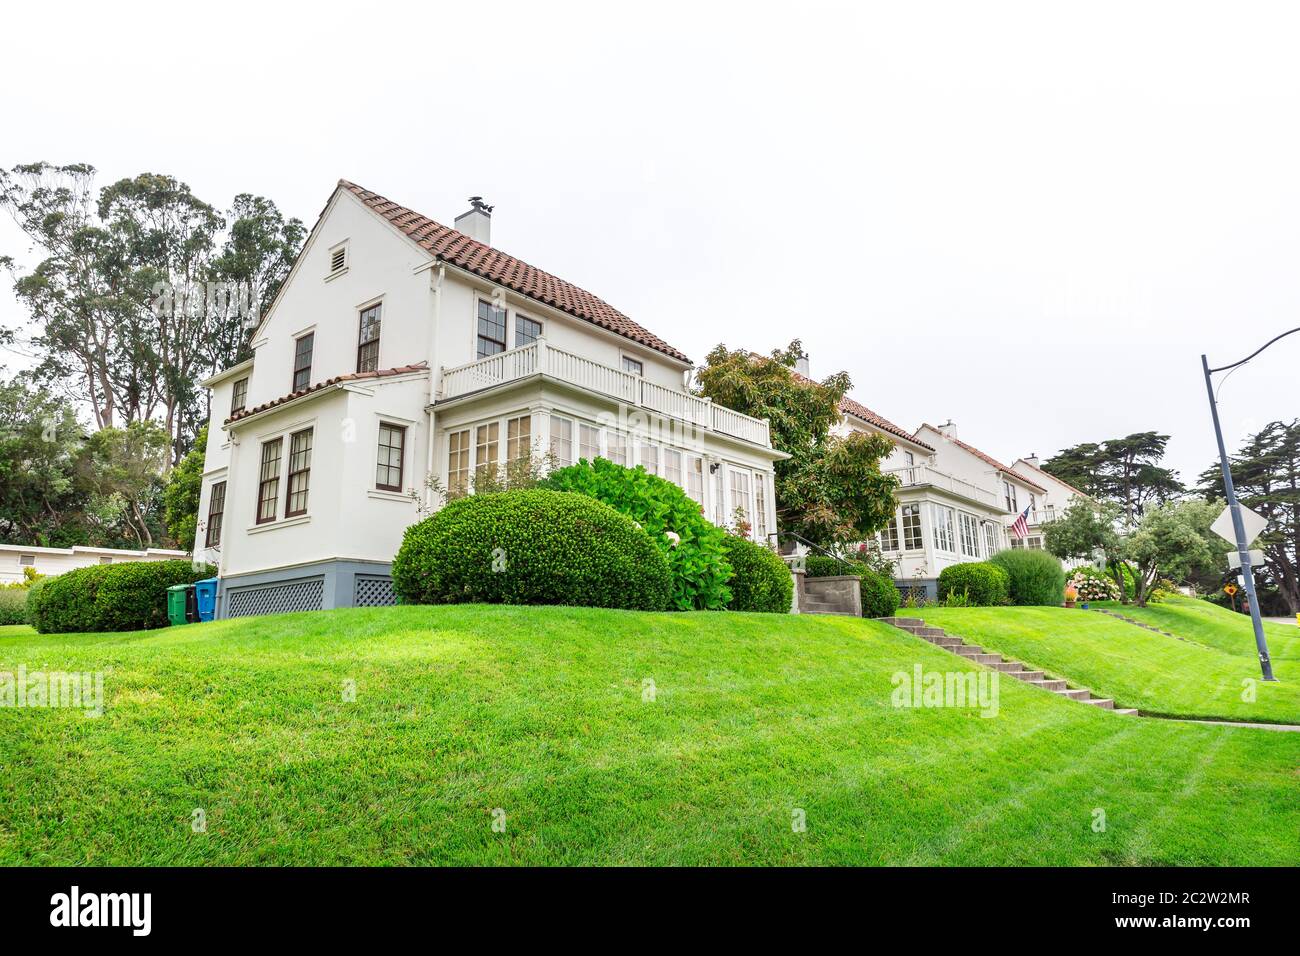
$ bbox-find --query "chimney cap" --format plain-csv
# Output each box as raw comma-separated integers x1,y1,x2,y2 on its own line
467,196,494,214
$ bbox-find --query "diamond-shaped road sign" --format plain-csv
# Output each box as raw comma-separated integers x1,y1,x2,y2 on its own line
1211,504,1269,548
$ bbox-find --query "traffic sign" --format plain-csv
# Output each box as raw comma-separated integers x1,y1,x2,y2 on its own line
1227,549,1266,570
1211,504,1269,547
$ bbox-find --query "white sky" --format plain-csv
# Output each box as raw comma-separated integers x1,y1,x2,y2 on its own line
3,0,1298,485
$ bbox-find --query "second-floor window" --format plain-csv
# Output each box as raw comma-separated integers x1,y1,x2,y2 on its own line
357,304,382,373
292,333,314,391
205,480,226,548
376,423,405,491
1004,480,1018,513
257,438,283,524
285,428,313,517
477,300,506,358
515,314,542,347
231,378,248,415
622,356,643,376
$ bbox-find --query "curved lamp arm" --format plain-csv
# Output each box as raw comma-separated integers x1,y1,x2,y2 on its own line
1209,326,1300,373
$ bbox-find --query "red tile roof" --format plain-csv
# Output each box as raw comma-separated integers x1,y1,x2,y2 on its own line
339,181,691,364
836,395,934,450
918,424,1047,493
784,365,932,450
226,363,428,425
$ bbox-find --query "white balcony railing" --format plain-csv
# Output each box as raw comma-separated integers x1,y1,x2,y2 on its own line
1027,507,1059,526
438,338,773,447
885,463,999,507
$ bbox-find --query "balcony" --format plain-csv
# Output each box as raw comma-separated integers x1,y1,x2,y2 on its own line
884,463,999,507
437,338,773,447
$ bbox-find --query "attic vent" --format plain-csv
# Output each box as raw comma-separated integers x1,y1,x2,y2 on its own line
329,245,348,275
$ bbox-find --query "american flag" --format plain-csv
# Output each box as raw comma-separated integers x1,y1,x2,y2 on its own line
1009,505,1032,539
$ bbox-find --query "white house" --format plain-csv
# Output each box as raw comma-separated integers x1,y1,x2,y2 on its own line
0,544,188,585
833,401,1048,597
196,181,785,618
1011,455,1101,563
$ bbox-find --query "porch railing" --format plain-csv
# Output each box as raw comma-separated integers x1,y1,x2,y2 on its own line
438,338,772,447
884,463,999,507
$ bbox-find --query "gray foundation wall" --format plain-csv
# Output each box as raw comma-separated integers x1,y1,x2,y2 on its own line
217,559,396,619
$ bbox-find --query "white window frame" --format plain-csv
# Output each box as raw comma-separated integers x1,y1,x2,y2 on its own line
932,504,956,553
900,503,923,551
958,512,980,558
549,414,574,467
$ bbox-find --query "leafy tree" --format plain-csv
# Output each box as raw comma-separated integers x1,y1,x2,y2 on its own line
78,421,170,548
163,425,207,550
1197,419,1300,613
1124,499,1222,607
1042,497,1130,601
1042,432,1183,527
696,340,897,547
0,378,86,545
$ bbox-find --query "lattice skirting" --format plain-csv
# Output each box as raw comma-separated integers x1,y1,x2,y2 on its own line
226,578,325,618
354,575,396,607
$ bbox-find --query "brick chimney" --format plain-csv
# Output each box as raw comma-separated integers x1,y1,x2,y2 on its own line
454,196,493,245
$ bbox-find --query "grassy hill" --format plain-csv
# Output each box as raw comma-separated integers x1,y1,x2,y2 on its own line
920,604,1300,724
1098,596,1300,662
1,607,1297,866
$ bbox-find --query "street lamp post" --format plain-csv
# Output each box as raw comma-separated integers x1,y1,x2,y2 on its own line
1200,326,1300,682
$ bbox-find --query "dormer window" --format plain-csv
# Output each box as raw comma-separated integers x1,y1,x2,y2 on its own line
328,244,348,277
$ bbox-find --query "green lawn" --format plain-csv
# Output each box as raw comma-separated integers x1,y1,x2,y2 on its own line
1,606,1298,866
922,605,1300,724
1097,596,1300,662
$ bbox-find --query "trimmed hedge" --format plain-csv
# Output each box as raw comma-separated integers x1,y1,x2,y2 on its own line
805,555,901,619
542,458,732,610
721,535,792,613
28,560,214,634
989,549,1066,606
937,562,1010,606
0,586,28,625
392,489,671,611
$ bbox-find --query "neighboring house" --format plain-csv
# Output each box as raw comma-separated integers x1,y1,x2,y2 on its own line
834,402,1046,597
1011,455,1102,567
196,181,785,618
0,544,188,585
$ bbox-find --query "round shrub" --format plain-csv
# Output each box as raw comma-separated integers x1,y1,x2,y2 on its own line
29,560,215,634
989,549,1066,606
721,535,792,613
392,489,671,610
542,458,732,610
1067,566,1120,602
804,555,901,618
937,562,1010,606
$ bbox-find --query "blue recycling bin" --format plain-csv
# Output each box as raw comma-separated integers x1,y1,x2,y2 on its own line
194,577,219,622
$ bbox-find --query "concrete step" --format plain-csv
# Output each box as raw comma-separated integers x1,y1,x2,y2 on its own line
1058,688,1091,701
1113,708,1140,716
802,601,857,616
1029,678,1068,692
1008,670,1045,682
953,646,984,657
932,636,964,647
1082,698,1115,709
993,661,1026,672
973,653,1003,665
913,627,948,638
880,617,924,627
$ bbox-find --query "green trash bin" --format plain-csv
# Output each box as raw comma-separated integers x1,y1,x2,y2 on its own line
166,584,191,627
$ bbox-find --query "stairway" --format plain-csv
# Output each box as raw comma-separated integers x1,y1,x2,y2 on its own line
1089,607,1190,642
879,617,1139,715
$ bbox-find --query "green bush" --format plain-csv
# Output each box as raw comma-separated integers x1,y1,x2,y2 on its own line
989,549,1066,606
937,562,1010,606
29,560,214,634
805,555,901,618
542,458,732,610
393,489,671,611
0,586,29,625
720,535,792,613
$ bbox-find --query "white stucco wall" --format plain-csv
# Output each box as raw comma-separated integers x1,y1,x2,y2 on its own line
0,545,189,585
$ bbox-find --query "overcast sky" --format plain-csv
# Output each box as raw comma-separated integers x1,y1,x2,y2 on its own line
3,0,1298,485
